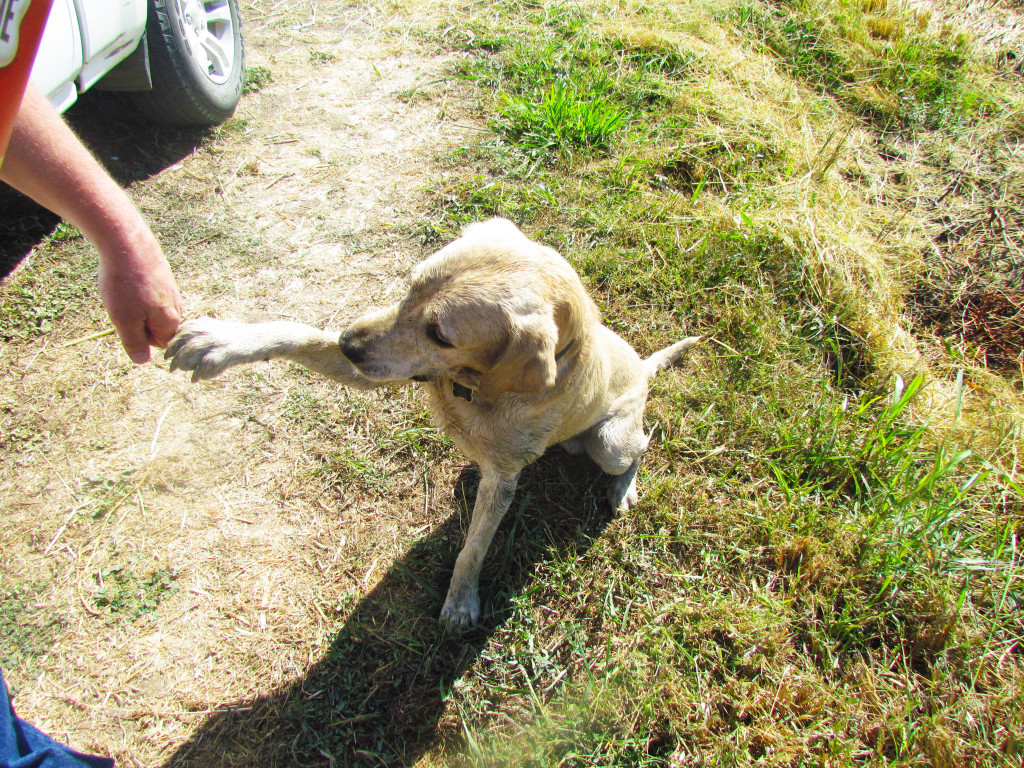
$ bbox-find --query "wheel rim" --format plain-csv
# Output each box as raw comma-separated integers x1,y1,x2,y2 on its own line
175,0,236,84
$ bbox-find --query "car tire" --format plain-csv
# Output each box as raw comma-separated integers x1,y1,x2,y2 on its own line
130,0,245,126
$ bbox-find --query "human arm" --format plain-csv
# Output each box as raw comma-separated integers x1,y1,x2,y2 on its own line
0,83,182,363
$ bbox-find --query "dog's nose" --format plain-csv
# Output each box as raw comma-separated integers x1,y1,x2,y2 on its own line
338,332,366,365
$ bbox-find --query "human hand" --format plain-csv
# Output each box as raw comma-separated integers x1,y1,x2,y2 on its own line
96,224,183,364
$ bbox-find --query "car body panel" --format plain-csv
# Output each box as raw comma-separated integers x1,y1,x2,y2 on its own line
30,0,145,110
29,0,83,110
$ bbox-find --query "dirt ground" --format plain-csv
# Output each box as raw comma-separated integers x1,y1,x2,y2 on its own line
1,1,486,765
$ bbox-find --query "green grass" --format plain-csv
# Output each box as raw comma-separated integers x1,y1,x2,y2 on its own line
418,0,1024,764
0,577,67,677
438,360,1021,761
0,243,97,341
496,78,629,156
732,0,1000,131
454,3,692,163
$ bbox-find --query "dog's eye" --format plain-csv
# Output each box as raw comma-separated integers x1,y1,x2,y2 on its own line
427,324,454,349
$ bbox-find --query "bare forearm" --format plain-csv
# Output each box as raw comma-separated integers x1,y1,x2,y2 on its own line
1,84,182,362
0,85,141,251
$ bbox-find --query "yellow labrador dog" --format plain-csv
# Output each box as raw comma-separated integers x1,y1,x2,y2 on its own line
166,219,699,628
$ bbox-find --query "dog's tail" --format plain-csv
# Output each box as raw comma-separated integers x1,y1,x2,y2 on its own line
644,336,702,378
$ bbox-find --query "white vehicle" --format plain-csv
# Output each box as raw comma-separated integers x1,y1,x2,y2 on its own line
30,0,245,125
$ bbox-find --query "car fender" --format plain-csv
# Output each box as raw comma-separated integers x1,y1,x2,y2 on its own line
30,0,147,111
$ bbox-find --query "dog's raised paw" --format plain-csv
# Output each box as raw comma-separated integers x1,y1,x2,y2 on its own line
165,318,247,382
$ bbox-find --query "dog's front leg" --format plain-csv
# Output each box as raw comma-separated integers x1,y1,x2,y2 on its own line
166,318,384,388
441,468,520,629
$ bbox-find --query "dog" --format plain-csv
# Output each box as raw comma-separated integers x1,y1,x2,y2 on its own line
166,218,700,628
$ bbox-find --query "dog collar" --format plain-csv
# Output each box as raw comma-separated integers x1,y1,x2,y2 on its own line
451,338,577,403
555,338,577,361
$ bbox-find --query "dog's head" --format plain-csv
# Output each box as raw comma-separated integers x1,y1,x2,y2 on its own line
339,219,595,401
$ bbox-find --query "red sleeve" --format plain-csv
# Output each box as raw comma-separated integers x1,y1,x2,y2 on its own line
0,0,54,166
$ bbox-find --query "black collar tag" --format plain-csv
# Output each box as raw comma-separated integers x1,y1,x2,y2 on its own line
452,380,473,402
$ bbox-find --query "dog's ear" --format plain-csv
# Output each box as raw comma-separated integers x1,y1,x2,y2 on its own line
478,312,558,401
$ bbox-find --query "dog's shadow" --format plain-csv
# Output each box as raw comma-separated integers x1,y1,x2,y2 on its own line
164,453,614,767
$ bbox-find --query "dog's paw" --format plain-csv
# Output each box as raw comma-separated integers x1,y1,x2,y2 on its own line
440,585,480,630
165,318,255,382
608,473,639,512
558,436,587,456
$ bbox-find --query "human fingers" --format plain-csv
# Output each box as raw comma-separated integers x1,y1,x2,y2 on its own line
145,298,184,349
115,318,154,364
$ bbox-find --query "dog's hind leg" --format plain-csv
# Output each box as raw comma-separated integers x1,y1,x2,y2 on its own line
606,455,644,512
589,335,699,510
583,387,650,512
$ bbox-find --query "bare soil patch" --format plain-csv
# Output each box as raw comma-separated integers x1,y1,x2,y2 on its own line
1,2,485,764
